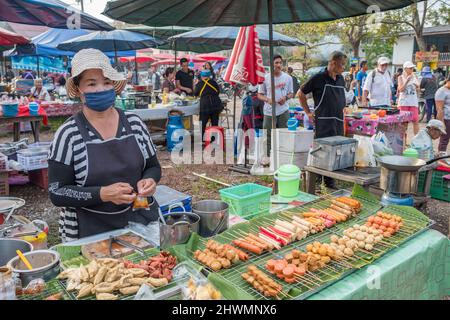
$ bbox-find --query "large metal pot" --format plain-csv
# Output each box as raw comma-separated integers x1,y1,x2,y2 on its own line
7,250,60,286
0,238,33,267
378,154,450,194
159,212,200,249
192,200,229,238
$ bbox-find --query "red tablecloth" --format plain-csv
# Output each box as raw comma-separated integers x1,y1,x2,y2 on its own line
40,102,83,117
18,105,48,126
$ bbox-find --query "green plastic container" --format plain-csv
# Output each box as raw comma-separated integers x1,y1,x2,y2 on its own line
219,183,272,219
274,164,301,198
403,148,419,158
417,169,450,202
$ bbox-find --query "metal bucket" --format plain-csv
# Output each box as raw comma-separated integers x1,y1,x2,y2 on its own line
7,250,60,286
192,200,229,238
159,212,200,249
0,238,33,267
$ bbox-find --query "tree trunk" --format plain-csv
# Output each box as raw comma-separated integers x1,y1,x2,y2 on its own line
352,42,360,58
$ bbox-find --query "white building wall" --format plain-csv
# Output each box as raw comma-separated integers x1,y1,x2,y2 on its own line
392,36,415,66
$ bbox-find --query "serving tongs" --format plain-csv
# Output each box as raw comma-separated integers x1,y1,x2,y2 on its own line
108,235,145,257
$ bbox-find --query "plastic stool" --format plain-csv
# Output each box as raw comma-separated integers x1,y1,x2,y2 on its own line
204,126,225,150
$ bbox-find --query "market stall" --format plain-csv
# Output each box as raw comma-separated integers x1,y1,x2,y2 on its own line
346,110,414,155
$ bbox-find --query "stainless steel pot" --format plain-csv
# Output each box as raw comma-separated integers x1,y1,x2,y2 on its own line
192,200,228,238
378,154,450,194
7,250,60,286
159,212,200,249
0,238,33,267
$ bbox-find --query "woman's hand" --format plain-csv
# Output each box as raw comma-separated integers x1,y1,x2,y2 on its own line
100,182,136,205
137,178,157,197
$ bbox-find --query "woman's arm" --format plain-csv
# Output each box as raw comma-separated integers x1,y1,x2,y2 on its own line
142,154,161,183
397,75,407,92
48,160,103,207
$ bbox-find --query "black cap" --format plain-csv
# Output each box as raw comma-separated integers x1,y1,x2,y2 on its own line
180,58,188,64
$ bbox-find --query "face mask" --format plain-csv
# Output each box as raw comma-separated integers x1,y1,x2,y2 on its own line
83,88,116,112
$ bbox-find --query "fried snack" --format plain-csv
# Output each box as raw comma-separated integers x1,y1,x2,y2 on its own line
66,278,81,292
119,286,140,295
128,278,147,286
79,265,90,282
93,266,108,285
104,266,120,283
93,282,115,294
87,260,99,279
96,293,118,300
133,195,149,210
76,283,94,299
147,277,168,288
117,274,133,288
45,293,63,300
127,268,148,278
57,268,77,280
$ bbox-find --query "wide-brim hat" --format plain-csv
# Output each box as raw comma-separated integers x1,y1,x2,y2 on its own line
66,48,126,99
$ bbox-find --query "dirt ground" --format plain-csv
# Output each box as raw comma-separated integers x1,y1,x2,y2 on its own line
1,110,449,246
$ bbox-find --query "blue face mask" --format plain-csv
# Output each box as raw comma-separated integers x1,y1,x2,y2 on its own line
83,88,116,112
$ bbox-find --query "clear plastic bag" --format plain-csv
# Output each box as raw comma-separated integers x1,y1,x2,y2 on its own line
172,262,222,300
22,278,46,295
132,195,149,211
354,135,377,168
371,132,394,157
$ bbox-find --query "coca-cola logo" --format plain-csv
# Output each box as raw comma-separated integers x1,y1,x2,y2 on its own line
231,66,249,83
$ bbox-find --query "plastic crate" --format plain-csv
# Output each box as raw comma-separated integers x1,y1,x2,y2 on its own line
115,98,135,111
417,171,427,193
17,152,48,171
219,183,272,219
429,168,450,202
0,171,9,196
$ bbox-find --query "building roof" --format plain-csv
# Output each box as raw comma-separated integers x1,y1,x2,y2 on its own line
399,25,450,37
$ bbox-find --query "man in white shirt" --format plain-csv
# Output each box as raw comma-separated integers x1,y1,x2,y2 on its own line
436,74,450,153
362,57,393,108
257,55,294,156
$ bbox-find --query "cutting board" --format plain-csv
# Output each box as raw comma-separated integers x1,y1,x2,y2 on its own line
81,233,153,260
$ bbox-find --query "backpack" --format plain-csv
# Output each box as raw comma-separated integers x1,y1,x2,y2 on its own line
153,72,161,90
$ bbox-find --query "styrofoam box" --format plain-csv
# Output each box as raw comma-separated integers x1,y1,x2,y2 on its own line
275,128,314,153
271,149,309,171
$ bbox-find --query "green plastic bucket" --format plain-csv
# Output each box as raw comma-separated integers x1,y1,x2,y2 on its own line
403,148,419,158
274,164,301,198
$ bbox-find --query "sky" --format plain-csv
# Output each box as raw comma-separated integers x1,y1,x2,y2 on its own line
64,0,112,22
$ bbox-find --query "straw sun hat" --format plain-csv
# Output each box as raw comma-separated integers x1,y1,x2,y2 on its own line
66,48,126,98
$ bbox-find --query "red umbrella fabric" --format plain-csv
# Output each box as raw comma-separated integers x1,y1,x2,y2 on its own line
195,53,227,61
153,53,175,60
224,25,265,86
119,56,155,63
178,54,206,63
151,59,176,66
0,26,29,46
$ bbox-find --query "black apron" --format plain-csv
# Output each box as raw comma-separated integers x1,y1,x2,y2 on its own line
74,108,158,238
314,84,346,138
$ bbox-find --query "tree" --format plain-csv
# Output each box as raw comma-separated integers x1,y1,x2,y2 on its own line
381,0,449,52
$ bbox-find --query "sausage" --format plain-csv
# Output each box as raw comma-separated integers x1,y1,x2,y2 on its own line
232,240,264,255
335,197,361,209
223,244,249,261
292,216,312,228
244,237,268,250
247,234,274,250
330,204,353,216
331,199,354,211
291,220,310,232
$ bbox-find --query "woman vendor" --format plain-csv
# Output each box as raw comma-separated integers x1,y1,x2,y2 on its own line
29,78,51,101
48,49,161,242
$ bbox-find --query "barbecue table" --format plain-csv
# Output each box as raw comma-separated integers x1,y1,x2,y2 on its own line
303,166,381,194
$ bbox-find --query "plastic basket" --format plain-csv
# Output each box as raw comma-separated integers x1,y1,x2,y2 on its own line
219,183,272,219
115,98,135,110
417,171,427,193
429,169,450,202
17,152,48,171
1,103,19,117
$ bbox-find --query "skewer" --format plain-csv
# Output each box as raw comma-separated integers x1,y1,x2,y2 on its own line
305,271,324,283
293,275,315,289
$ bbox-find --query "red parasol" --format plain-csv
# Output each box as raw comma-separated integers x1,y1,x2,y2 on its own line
0,26,29,46
119,56,155,63
223,25,265,86
151,59,176,66
195,53,228,62
152,53,175,60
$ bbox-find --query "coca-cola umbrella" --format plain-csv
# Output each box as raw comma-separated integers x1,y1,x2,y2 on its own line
224,25,265,131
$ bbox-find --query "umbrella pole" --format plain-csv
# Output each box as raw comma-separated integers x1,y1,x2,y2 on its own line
134,53,138,84
233,87,236,130
174,40,177,70
267,0,277,171
36,56,40,78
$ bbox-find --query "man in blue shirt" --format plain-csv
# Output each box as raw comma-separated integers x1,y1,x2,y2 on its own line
355,60,368,105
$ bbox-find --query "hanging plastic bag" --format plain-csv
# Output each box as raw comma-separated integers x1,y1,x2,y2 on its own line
371,132,393,157
354,135,376,167
172,262,221,300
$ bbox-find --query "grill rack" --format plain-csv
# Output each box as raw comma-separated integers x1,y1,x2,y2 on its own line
17,278,70,301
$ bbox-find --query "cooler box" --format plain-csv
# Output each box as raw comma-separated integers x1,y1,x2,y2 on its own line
309,136,357,171
275,128,314,153
153,185,192,214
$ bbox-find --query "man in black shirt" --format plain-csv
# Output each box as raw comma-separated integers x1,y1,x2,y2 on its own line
298,51,351,139
175,58,195,95
288,67,300,96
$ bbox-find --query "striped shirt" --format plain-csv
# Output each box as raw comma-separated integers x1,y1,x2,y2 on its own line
49,111,157,242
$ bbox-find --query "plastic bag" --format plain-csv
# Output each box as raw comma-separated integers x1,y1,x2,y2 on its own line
354,135,376,168
21,278,46,295
410,129,434,160
172,262,221,300
371,132,393,157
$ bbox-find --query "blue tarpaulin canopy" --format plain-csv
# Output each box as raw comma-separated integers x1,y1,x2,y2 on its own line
8,28,136,57
159,25,306,53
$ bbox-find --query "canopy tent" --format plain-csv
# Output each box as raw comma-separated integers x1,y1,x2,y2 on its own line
0,26,29,46
8,28,136,58
104,0,421,169
119,56,155,63
123,26,195,39
0,0,113,30
159,25,306,53
11,55,66,73
152,53,175,60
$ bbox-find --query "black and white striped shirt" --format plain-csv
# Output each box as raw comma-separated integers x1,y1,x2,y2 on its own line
48,111,160,242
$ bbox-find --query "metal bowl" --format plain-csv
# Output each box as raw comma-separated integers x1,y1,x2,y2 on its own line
7,250,60,286
0,238,33,267
378,155,426,172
